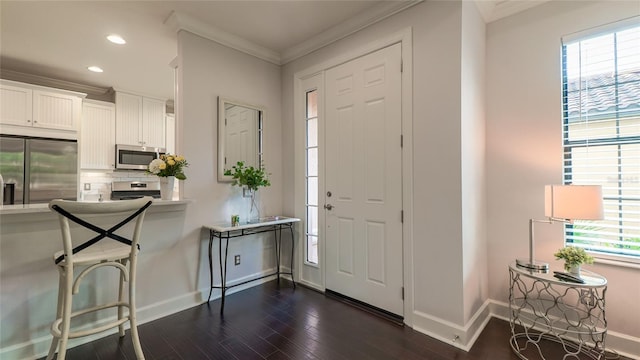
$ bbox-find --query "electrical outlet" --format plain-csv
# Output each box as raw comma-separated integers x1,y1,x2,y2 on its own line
84,183,91,191
234,255,241,266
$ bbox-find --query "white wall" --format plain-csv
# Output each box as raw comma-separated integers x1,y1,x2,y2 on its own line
486,0,640,342
177,30,284,298
460,1,488,324
282,0,489,347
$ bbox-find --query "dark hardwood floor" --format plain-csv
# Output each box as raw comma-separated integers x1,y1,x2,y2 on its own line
43,280,623,359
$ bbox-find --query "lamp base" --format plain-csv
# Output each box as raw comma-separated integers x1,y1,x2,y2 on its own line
516,258,549,271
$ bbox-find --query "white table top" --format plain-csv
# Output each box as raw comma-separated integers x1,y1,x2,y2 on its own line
509,261,607,287
204,216,300,233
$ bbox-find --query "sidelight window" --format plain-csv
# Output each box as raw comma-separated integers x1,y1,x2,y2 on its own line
305,90,319,264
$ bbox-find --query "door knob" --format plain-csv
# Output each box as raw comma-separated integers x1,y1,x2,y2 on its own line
324,204,334,210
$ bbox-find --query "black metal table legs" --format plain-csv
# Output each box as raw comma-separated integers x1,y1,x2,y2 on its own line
207,223,295,314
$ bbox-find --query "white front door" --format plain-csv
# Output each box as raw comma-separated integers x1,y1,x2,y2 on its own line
324,43,403,316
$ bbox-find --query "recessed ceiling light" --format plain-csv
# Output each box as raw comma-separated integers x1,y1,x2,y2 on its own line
88,66,104,73
107,34,126,45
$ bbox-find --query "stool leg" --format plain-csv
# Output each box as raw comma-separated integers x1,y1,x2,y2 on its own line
128,254,144,359
46,267,65,360
118,259,127,337
57,265,74,360
45,333,59,360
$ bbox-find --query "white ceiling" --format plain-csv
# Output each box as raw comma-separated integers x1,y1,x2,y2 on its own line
0,0,548,102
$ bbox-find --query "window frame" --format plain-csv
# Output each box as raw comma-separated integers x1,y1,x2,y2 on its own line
561,22,640,267
304,89,320,267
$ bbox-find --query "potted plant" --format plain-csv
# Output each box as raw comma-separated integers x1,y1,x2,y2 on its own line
224,161,270,222
554,246,594,275
148,154,188,200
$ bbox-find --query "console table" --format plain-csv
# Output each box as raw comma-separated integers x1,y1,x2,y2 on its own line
508,262,608,359
203,216,300,314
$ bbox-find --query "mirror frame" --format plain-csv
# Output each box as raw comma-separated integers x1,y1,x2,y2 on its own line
217,96,264,182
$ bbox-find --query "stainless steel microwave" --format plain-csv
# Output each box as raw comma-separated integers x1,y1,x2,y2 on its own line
115,144,165,171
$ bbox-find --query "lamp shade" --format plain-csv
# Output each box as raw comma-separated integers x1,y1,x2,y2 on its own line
544,185,604,220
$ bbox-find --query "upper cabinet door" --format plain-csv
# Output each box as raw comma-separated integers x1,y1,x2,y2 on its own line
165,113,176,154
142,97,166,148
115,92,143,146
81,100,116,170
1,80,84,139
115,91,166,148
0,83,33,126
32,89,82,131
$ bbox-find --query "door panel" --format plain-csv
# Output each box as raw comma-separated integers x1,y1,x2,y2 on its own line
364,98,386,202
366,221,386,284
325,43,403,316
337,217,355,275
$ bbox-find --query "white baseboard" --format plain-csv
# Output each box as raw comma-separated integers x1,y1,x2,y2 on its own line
411,299,492,351
1,268,280,360
489,300,640,360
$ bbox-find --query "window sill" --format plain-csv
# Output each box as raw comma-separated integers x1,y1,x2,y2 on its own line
593,254,640,270
303,260,320,268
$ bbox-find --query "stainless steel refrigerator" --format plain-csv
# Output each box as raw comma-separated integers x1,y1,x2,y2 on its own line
0,135,77,204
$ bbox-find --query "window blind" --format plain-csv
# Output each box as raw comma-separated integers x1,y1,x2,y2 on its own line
561,23,640,261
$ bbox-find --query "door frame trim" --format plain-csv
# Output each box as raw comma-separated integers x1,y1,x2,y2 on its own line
293,27,414,326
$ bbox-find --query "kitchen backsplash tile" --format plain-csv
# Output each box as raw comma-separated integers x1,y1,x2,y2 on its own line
80,170,158,201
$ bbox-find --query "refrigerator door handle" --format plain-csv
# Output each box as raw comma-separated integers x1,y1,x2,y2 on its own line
24,139,31,203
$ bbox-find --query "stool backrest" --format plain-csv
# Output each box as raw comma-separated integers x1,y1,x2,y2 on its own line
49,197,153,264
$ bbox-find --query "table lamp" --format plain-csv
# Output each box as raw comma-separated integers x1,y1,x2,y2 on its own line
516,184,603,271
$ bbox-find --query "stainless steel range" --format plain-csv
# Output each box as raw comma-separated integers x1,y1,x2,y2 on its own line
111,181,160,200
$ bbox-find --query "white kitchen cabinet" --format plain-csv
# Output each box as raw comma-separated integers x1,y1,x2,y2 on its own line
142,97,166,148
32,89,83,131
81,100,115,170
0,82,32,126
0,79,84,138
115,91,166,149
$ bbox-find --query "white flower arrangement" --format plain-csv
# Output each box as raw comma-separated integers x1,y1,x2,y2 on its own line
148,154,188,180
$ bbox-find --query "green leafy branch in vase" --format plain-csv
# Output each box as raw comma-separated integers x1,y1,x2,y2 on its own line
224,161,271,191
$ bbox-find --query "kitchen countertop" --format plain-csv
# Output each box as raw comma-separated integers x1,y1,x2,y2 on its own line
0,199,191,215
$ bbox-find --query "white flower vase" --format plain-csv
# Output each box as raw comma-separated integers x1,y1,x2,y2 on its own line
568,264,581,276
159,176,175,200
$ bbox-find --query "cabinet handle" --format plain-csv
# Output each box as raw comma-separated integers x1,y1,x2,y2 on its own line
27,120,31,123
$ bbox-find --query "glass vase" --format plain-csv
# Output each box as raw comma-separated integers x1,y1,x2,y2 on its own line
247,188,260,223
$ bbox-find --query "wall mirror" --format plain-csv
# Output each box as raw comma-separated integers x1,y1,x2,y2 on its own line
217,97,264,182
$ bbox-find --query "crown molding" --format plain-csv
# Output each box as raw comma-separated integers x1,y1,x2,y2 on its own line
0,68,112,99
476,0,552,23
164,11,282,65
165,2,422,66
474,1,496,23
280,0,423,64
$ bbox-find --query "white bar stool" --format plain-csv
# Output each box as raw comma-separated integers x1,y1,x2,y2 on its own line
46,197,153,360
